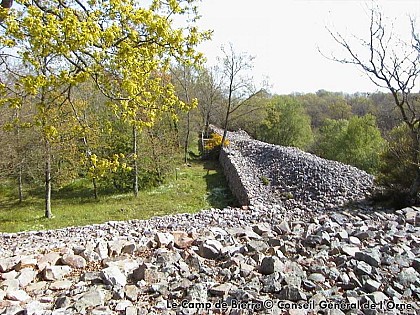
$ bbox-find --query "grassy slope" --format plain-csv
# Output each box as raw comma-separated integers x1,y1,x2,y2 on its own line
0,160,236,233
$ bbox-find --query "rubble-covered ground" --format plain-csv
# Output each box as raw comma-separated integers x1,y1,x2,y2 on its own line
214,125,374,212
1,129,419,315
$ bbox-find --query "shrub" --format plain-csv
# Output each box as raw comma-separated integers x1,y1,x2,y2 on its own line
280,191,294,200
257,96,314,150
375,123,418,207
315,114,384,174
204,133,230,151
260,176,270,186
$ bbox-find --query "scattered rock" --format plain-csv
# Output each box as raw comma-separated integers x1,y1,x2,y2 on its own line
74,289,106,312
259,256,283,275
355,261,373,276
0,257,19,273
172,231,194,249
364,279,381,293
61,254,87,269
0,128,418,314
355,249,381,267
101,266,127,287
6,289,31,302
275,220,291,235
16,268,37,287
308,273,325,283
198,239,223,259
49,279,73,291
37,252,61,270
342,246,360,257
398,267,419,286
43,266,72,281
209,283,235,297
278,285,307,301
155,232,174,248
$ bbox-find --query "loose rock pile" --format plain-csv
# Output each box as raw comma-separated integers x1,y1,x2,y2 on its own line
214,126,374,211
1,206,419,314
1,129,419,315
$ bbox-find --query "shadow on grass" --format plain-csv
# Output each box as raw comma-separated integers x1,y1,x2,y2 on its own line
0,187,43,212
0,179,115,213
54,180,99,202
0,214,44,224
54,179,130,203
188,150,201,159
202,158,238,209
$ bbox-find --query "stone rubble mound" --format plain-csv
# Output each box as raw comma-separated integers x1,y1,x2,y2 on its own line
0,206,419,314
215,126,374,211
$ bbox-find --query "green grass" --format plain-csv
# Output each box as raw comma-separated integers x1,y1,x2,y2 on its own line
0,159,237,233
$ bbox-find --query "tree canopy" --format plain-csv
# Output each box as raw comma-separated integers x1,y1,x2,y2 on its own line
257,96,314,150
0,0,210,217
316,115,385,174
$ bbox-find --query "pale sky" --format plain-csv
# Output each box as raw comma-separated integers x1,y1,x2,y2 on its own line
196,0,420,95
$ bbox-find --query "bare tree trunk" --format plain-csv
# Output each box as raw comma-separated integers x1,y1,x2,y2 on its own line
221,72,234,149
18,164,23,203
324,8,420,205
92,178,98,200
45,139,52,219
15,109,23,203
133,125,139,197
149,132,162,182
204,111,210,136
221,117,229,149
184,112,190,164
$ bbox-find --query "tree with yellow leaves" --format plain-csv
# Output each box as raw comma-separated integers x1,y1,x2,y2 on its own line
0,0,210,218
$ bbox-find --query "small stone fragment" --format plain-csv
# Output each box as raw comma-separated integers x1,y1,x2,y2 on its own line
341,246,360,257
37,252,61,270
6,289,31,302
198,239,223,259
43,266,72,281
355,261,373,276
355,249,381,267
154,232,175,248
259,256,283,275
209,283,234,297
363,279,381,293
17,268,37,288
172,231,194,249
278,286,307,301
0,257,19,272
61,254,87,269
253,223,272,236
74,289,106,312
308,273,325,283
101,266,127,287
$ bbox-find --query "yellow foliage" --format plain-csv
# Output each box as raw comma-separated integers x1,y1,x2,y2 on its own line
43,125,59,140
84,151,132,179
0,0,211,169
204,133,230,150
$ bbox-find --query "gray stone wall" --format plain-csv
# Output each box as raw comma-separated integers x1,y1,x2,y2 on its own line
210,125,374,211
219,148,251,206
208,125,254,206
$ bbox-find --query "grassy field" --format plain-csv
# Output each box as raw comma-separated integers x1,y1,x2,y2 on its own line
0,159,237,233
